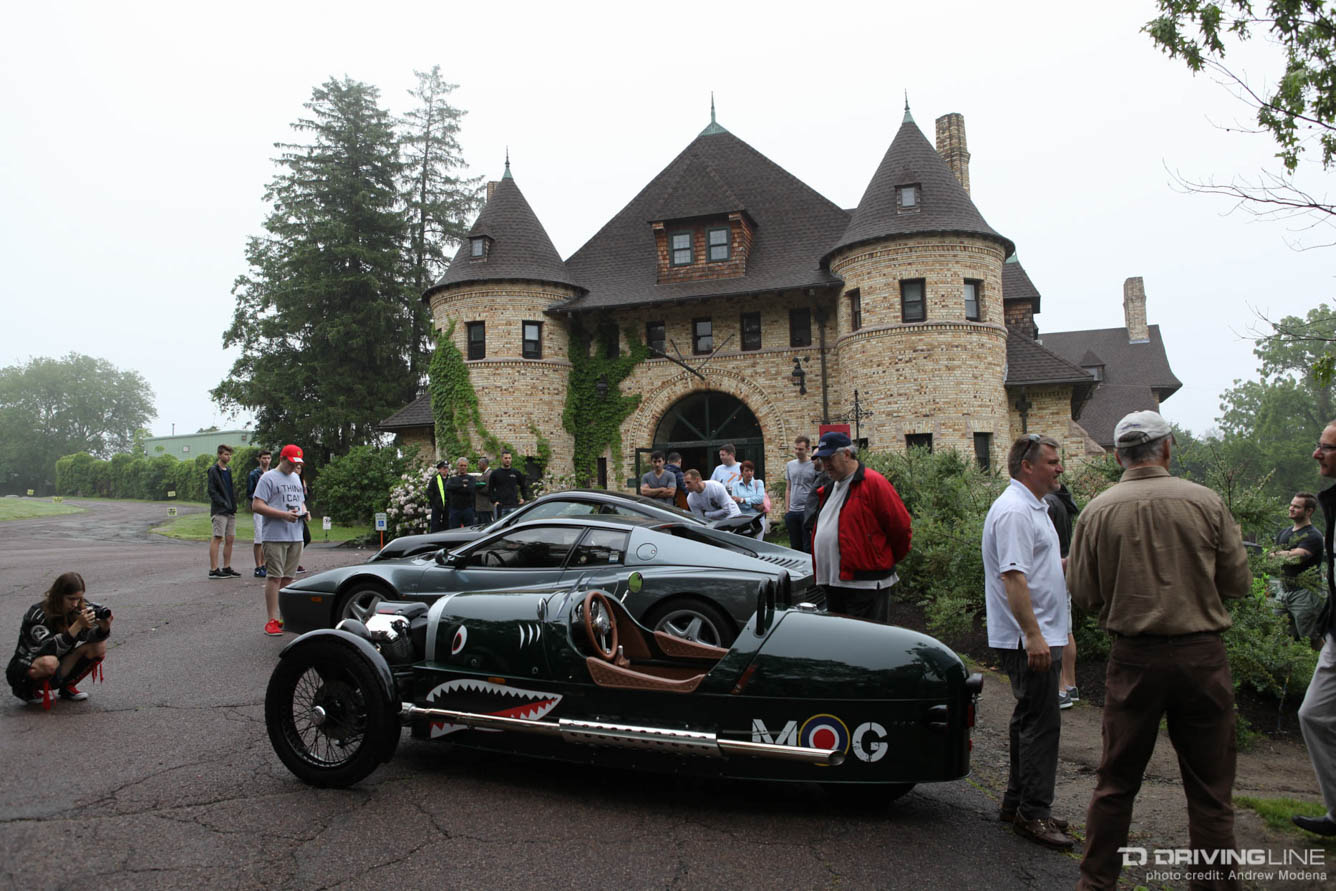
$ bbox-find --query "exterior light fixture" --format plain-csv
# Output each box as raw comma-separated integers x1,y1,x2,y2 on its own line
790,358,807,395
596,375,609,399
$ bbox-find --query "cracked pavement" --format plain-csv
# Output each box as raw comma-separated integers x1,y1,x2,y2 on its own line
1,499,1079,889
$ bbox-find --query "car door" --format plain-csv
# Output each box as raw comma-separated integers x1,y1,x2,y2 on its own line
562,527,632,594
419,524,585,596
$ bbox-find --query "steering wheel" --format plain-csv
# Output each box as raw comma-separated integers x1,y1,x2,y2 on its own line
582,590,619,662
482,551,504,567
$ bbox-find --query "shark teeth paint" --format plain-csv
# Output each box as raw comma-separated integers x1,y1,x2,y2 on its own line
424,678,563,738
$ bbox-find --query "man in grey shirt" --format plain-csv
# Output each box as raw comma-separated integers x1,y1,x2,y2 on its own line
683,469,741,520
639,451,677,505
785,435,816,553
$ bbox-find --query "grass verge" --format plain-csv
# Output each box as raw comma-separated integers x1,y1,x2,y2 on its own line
151,512,371,543
1235,795,1336,848
0,498,85,521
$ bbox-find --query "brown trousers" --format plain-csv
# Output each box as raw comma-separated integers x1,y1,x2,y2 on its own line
1079,632,1239,891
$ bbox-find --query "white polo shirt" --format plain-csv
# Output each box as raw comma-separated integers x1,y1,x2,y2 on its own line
982,478,1069,649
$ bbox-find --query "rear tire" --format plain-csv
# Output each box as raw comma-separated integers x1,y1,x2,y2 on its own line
265,639,397,787
645,597,735,647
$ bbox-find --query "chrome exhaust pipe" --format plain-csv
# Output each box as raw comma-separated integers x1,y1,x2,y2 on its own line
400,704,842,766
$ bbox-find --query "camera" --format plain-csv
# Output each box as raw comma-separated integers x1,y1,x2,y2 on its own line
90,605,111,621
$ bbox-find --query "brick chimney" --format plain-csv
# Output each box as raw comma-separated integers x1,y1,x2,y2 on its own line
486,180,499,204
935,113,970,195
1123,277,1149,343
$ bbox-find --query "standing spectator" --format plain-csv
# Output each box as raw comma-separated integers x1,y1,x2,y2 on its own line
682,469,741,521
785,435,817,553
252,444,309,636
488,451,530,519
207,444,239,579
7,571,111,706
639,451,677,505
802,454,833,541
809,432,912,624
427,460,448,533
982,433,1071,851
1268,491,1325,642
710,443,741,489
296,463,310,573
729,460,767,540
1068,411,1251,885
665,451,687,510
474,456,495,525
246,449,271,578
1045,482,1081,709
1294,426,1336,837
444,458,477,529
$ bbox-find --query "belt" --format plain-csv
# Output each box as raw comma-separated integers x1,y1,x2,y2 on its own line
1110,630,1221,641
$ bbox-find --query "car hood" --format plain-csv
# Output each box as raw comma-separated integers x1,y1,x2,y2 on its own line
282,560,412,594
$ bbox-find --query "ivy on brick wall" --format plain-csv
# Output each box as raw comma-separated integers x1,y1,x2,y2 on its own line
428,321,517,463
562,319,648,486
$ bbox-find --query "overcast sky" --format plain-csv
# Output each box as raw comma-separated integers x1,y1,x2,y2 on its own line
3,1,1332,441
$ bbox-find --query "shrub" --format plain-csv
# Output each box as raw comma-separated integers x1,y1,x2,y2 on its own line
319,445,417,525
384,463,438,539
1225,572,1318,705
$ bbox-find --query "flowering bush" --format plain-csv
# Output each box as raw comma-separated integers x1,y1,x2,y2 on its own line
384,463,437,539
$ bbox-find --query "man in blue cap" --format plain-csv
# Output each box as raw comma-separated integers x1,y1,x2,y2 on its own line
807,431,912,623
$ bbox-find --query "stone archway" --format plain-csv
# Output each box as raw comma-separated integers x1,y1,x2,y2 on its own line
649,390,764,479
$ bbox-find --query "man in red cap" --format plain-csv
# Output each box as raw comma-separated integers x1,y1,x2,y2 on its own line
251,445,309,636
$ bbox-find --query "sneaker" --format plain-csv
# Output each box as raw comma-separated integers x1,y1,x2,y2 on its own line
1058,689,1074,710
208,568,225,579
264,619,284,636
222,567,242,577
296,565,307,574
253,567,266,578
59,685,89,702
1066,685,1080,702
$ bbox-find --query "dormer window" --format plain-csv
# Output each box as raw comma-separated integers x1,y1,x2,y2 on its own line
670,232,693,266
707,227,730,261
897,184,919,211
1083,364,1105,382
470,237,486,258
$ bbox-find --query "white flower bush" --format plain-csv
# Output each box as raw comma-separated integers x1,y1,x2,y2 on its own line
384,464,437,538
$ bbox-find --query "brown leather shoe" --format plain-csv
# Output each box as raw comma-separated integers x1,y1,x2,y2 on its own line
1013,816,1075,850
999,809,1069,833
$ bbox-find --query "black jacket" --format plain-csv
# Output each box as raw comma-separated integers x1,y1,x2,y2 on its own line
427,472,448,511
207,464,236,515
1318,486,1336,636
488,466,530,507
1044,484,1080,558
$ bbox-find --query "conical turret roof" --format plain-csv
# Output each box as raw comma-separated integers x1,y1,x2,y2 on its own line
428,169,577,295
825,113,1012,263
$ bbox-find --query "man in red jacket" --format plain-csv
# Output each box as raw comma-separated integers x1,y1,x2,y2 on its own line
809,432,912,623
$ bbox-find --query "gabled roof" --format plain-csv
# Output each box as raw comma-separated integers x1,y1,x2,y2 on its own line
377,392,432,430
1006,332,1094,387
556,124,848,312
1041,325,1182,447
825,112,1013,263
428,171,576,295
1002,254,1041,313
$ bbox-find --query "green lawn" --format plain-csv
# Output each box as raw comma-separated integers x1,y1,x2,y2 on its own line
1235,796,1336,849
0,498,85,521
151,511,370,543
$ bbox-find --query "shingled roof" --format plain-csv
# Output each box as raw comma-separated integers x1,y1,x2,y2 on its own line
555,123,848,312
1040,325,1182,447
377,392,432,431
1002,254,1041,313
825,109,1013,263
1005,332,1097,422
427,169,577,295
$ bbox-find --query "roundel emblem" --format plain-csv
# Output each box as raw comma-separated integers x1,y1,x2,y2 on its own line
635,543,658,561
451,625,468,655
799,714,850,754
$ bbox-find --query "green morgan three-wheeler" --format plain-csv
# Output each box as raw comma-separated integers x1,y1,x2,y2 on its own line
264,574,984,797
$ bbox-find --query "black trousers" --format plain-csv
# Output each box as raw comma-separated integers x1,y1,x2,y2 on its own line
996,644,1064,822
823,585,890,624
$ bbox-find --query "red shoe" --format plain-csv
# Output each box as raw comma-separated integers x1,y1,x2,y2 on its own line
59,685,90,701
264,619,284,636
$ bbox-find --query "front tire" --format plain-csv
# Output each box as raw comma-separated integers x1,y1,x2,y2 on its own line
265,639,397,787
336,583,390,624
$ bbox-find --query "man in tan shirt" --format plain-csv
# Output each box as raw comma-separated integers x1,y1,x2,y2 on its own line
1067,410,1251,891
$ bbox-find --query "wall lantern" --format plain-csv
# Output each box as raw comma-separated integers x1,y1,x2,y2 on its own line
596,375,609,399
790,358,807,395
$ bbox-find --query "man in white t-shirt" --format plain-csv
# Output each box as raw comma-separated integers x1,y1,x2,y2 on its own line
682,469,741,521
710,443,741,490
982,433,1072,851
252,444,309,637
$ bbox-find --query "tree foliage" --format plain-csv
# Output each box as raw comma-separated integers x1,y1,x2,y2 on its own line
400,66,482,382
213,77,416,464
1145,1,1336,241
0,353,155,494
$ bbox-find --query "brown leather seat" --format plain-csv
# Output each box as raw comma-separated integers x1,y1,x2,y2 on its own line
585,657,705,694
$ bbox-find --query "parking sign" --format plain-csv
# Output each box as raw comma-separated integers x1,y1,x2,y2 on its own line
374,512,387,531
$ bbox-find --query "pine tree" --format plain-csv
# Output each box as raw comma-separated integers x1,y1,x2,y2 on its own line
213,78,415,463
400,66,483,381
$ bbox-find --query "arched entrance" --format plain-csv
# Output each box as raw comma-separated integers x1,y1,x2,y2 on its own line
640,390,765,480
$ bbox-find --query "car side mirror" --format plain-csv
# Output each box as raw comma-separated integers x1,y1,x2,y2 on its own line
434,549,463,567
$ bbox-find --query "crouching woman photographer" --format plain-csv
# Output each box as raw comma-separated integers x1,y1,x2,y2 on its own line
6,572,111,708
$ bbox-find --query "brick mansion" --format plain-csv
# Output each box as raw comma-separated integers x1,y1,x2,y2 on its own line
380,103,1180,485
